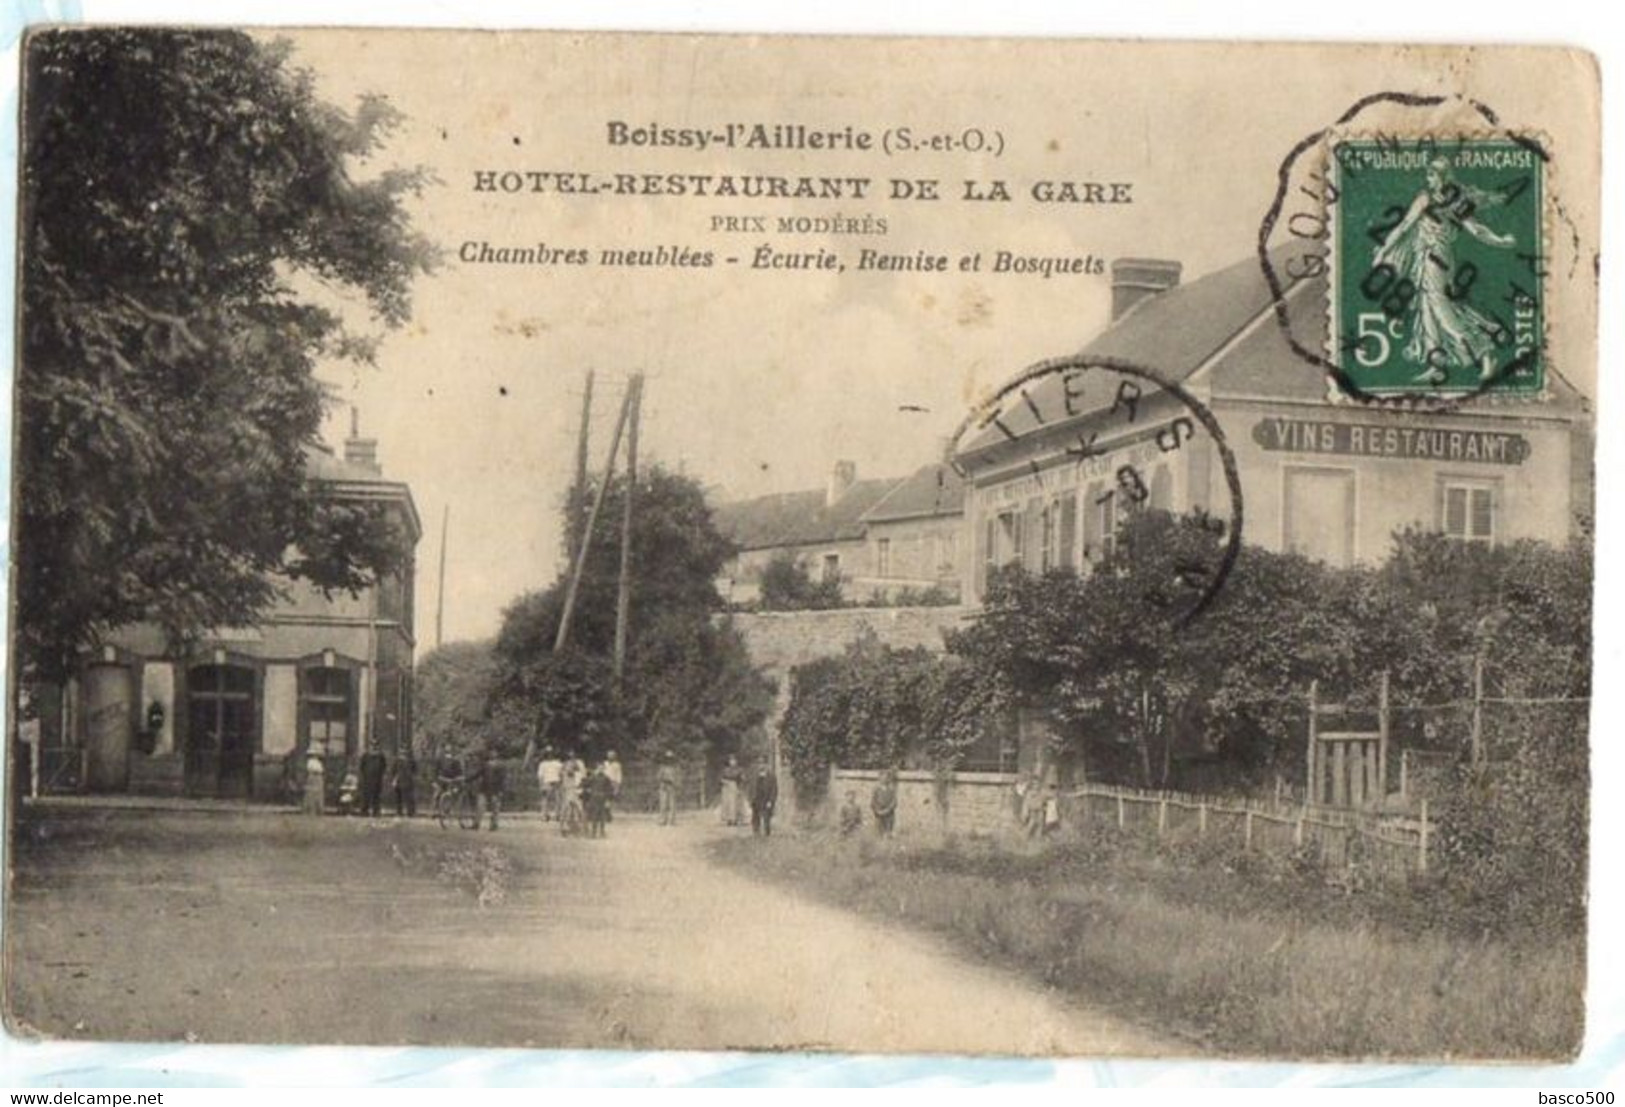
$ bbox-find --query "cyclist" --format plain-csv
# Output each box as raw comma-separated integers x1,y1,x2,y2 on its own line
558,751,586,835
433,748,465,810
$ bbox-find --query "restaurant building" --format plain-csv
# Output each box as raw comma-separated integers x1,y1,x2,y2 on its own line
955,255,1590,601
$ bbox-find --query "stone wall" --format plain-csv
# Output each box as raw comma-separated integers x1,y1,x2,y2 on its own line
832,768,1021,838
726,606,969,797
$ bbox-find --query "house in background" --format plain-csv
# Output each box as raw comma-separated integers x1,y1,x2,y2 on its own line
713,460,965,606
955,254,1590,604
32,414,421,800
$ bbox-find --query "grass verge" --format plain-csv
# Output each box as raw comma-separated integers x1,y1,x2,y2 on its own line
709,829,1583,1061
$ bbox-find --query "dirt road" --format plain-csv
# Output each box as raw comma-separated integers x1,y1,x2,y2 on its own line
6,805,1171,1056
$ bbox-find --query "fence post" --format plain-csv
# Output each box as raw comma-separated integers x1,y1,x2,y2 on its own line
1399,749,1409,803
1116,792,1125,829
1307,679,1319,804
1471,656,1484,767
1294,812,1305,847
1157,796,1167,836
1244,808,1254,850
1378,669,1390,805
1418,798,1430,873
1198,801,1207,837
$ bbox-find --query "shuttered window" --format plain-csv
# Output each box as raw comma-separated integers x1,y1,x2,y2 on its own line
1441,480,1496,545
1059,494,1078,570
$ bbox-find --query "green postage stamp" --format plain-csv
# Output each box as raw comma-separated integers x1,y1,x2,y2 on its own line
1329,136,1546,397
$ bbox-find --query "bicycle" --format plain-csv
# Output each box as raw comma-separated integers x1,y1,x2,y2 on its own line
434,780,480,831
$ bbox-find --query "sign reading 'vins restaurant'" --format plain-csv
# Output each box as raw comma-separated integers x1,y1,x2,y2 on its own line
1251,418,1530,465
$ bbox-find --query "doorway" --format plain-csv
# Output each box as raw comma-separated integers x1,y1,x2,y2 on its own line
185,663,257,798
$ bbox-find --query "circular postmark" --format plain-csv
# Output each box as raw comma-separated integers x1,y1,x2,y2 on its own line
945,353,1243,626
1258,93,1564,411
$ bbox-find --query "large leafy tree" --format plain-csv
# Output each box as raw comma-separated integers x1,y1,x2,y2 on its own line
16,29,435,680
492,465,775,766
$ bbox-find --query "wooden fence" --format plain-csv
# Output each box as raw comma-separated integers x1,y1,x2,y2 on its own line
1059,782,1433,883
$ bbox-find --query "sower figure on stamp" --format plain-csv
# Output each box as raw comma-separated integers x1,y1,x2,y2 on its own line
657,749,680,826
750,764,778,837
358,740,386,819
871,769,899,837
1372,156,1517,383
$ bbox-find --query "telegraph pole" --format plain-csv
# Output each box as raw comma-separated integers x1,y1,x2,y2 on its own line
613,374,643,679
434,504,449,650
569,370,594,568
554,380,634,653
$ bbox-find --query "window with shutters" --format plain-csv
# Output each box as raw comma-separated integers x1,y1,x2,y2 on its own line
821,553,841,583
875,538,891,578
1439,479,1497,545
1039,503,1056,571
1095,490,1117,562
996,509,1022,565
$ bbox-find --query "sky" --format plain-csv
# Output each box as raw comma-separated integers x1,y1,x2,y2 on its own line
270,32,1601,645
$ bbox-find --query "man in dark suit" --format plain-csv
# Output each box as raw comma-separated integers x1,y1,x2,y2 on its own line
474,747,505,831
750,765,779,837
358,741,387,818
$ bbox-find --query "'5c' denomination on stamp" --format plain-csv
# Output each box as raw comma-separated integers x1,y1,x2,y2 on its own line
1329,136,1546,397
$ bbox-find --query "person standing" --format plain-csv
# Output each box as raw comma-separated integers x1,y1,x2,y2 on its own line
537,747,562,820
839,789,864,836
474,747,505,831
871,769,899,837
358,741,387,819
657,750,679,826
583,763,614,838
603,749,623,805
302,746,326,816
750,764,778,837
718,755,744,826
392,749,418,818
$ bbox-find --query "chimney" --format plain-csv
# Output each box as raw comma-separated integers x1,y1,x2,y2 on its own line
827,460,857,507
1110,257,1182,321
344,405,381,475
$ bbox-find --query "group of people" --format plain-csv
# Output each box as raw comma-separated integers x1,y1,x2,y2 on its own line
716,755,779,835
432,746,508,830
535,748,620,837
837,768,898,837
301,742,419,819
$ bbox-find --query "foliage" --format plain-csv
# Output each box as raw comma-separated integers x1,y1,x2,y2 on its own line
492,465,775,767
16,30,436,679
756,550,847,611
412,641,506,759
778,631,1010,805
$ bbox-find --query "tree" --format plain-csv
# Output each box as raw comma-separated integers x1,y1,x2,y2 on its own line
779,631,1009,806
756,550,845,611
413,641,503,759
492,465,775,768
16,30,435,681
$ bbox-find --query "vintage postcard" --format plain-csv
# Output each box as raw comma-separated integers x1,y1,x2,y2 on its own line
3,30,1601,1063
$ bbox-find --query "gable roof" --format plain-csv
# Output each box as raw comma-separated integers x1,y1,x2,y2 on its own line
713,477,901,551
958,249,1587,464
862,462,966,524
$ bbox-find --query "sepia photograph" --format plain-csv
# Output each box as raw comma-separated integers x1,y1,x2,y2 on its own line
1,24,1604,1071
